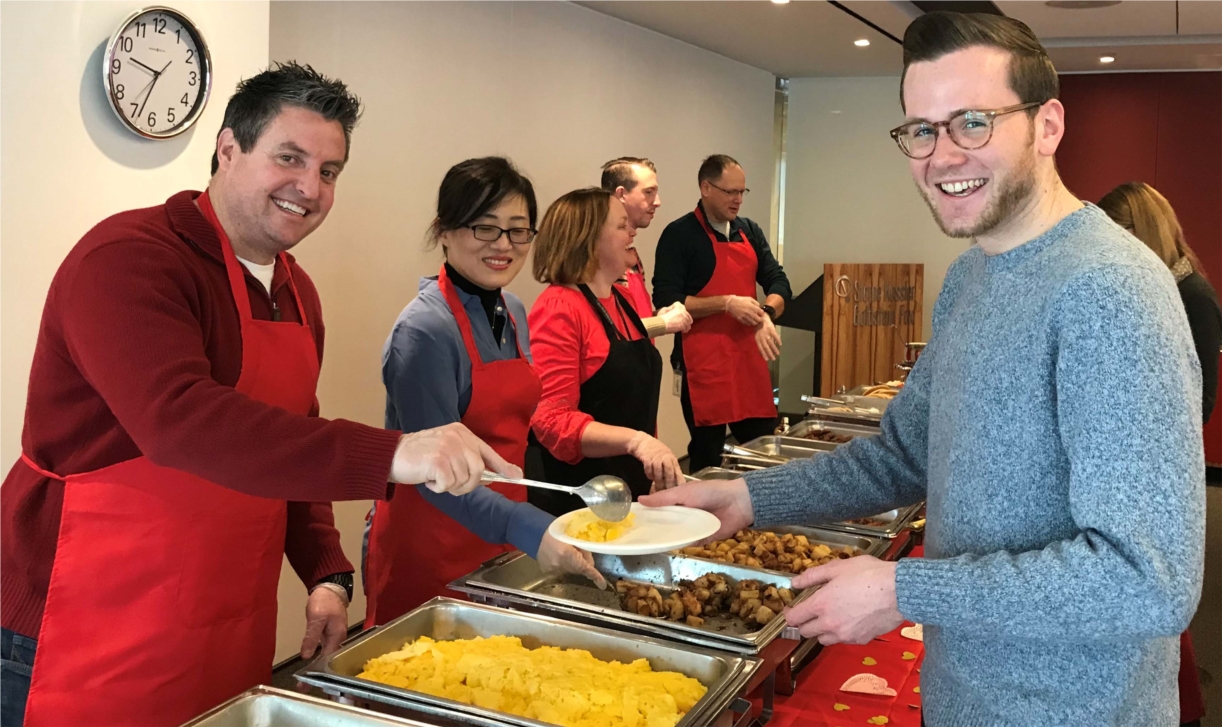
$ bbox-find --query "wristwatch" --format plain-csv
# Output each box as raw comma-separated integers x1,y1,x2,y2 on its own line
315,572,354,603
762,304,778,321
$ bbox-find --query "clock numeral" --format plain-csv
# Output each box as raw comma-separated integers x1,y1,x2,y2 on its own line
147,112,157,128
188,71,197,87
134,22,146,38
181,93,190,107
185,49,194,65
129,103,139,119
175,28,181,44
167,108,176,125
153,17,167,34
111,58,121,75
119,36,133,53
114,84,125,100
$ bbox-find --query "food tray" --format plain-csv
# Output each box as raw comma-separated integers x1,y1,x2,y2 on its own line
690,467,749,481
677,525,889,571
804,408,882,427
813,502,926,539
782,419,879,443
181,685,452,727
451,552,799,654
297,598,759,727
737,436,836,460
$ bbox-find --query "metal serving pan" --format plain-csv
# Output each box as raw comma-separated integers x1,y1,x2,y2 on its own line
451,551,798,654
691,467,749,481
678,525,890,568
180,685,452,727
297,598,758,727
812,502,926,539
782,419,879,443
737,436,835,460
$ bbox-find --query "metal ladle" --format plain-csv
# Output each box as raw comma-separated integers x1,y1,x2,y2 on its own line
480,471,632,522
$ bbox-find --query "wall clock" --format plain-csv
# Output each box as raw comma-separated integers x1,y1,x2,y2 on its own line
104,6,212,139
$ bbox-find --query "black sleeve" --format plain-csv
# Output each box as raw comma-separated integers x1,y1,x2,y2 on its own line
747,220,792,301
652,223,691,310
1181,277,1222,423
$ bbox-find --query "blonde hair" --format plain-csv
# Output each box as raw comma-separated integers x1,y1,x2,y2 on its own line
532,188,611,286
1099,181,1202,277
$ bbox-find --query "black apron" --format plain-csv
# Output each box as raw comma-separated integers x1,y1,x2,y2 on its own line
527,285,663,516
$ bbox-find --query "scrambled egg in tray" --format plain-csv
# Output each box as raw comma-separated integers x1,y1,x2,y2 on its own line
358,635,706,727
565,511,636,542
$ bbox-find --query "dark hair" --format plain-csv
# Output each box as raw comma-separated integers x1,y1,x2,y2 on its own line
532,188,612,286
427,157,538,249
900,12,1058,112
697,154,740,185
600,157,657,193
211,61,362,175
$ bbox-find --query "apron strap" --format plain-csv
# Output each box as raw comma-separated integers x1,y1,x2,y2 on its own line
21,452,64,481
197,191,310,328
694,204,750,247
577,284,648,342
437,265,526,367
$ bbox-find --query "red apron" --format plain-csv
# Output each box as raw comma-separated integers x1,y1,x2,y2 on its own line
681,205,776,427
22,191,319,727
363,266,541,627
623,269,654,324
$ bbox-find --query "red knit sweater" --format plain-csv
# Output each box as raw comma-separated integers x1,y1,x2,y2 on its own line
0,191,402,638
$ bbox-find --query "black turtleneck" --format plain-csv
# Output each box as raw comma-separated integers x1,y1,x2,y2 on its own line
445,262,507,342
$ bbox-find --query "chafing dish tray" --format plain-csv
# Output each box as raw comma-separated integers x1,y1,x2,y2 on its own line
451,551,799,654
782,419,879,443
736,436,835,461
813,502,926,539
690,467,748,481
297,598,759,727
180,685,453,727
676,525,889,569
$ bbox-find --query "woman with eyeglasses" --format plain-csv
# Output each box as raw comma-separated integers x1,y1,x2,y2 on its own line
1099,181,1217,727
363,158,605,627
526,188,685,516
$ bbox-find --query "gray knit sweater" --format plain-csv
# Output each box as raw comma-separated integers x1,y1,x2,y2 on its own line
745,206,1205,726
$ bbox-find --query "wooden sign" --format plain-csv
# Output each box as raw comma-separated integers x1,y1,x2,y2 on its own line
821,263,923,397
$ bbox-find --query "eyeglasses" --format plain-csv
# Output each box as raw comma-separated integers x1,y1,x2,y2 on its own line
467,224,537,245
889,101,1045,159
707,182,750,198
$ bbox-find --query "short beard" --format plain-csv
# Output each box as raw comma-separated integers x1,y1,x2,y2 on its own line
920,138,1038,240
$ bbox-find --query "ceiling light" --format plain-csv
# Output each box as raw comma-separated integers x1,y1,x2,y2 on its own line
855,39,870,47
1045,1,1121,8
771,0,790,4
1099,55,1115,63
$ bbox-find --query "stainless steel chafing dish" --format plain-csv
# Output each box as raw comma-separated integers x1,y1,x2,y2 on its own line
782,419,879,443
690,467,749,481
728,436,833,464
297,598,759,727
451,551,799,654
800,394,883,427
813,502,926,539
678,525,890,566
180,685,451,727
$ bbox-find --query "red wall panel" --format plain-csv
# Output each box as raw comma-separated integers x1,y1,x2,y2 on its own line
1057,72,1222,464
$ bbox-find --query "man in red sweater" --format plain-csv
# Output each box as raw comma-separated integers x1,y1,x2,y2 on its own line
0,62,518,727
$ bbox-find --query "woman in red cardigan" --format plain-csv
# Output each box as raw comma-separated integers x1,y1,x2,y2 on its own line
526,188,688,515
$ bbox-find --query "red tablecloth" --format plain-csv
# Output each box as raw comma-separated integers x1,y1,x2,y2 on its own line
753,546,926,727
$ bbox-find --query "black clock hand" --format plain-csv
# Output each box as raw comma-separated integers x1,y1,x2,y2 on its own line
137,61,172,119
129,58,159,76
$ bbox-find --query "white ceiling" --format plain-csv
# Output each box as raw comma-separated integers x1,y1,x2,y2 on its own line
575,0,1222,76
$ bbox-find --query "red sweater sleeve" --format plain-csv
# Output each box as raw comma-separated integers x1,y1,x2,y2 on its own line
529,288,605,464
60,240,401,502
285,501,354,587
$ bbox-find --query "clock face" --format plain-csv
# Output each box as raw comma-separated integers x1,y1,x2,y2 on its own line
105,7,211,139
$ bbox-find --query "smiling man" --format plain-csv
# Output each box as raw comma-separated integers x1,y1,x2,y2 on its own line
0,62,519,727
642,12,1204,726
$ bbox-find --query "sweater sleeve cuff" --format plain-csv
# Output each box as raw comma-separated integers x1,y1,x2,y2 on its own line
505,503,554,558
894,556,957,626
307,546,356,589
343,423,402,500
743,462,813,527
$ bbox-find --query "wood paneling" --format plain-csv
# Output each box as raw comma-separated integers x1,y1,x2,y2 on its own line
821,263,923,397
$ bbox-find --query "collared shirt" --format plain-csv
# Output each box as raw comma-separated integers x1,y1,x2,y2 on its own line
365,273,551,572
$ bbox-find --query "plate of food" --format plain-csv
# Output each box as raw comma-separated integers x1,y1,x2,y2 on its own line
550,503,721,555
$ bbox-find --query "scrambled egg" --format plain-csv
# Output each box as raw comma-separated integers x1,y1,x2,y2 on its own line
565,511,636,542
358,635,706,727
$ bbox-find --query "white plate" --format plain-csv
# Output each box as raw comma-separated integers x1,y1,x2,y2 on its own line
549,503,721,555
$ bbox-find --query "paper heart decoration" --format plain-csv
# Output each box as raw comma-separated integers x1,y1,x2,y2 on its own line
840,673,898,697
866,717,890,725
862,657,877,666
900,624,924,642
833,703,850,711
902,651,917,661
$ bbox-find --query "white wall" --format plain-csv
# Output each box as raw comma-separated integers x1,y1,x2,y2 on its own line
776,76,963,412
268,1,777,657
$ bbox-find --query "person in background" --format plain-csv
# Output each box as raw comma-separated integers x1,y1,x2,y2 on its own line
364,158,605,628
601,157,662,321
644,12,1203,726
652,154,791,472
0,63,518,727
527,188,684,515
1099,180,1218,727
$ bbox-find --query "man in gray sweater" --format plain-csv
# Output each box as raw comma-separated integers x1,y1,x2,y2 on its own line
642,12,1204,727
